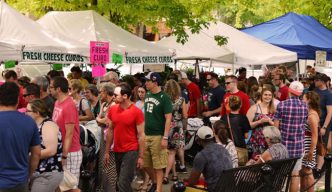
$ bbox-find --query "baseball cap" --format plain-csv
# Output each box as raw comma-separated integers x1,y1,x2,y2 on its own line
145,72,162,85
288,81,304,96
180,71,188,79
197,126,214,140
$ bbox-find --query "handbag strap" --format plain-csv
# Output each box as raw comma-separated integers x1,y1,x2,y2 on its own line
227,115,235,142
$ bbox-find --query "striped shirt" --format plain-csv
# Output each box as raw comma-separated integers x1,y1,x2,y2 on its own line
274,96,308,158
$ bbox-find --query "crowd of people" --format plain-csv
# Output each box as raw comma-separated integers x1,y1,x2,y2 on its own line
0,64,331,192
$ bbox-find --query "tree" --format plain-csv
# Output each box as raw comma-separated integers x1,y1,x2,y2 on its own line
6,0,218,44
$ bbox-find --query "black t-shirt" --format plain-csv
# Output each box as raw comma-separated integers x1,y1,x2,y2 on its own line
221,113,250,148
208,85,225,111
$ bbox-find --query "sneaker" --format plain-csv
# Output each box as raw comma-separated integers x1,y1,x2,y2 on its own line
148,183,157,192
177,166,187,173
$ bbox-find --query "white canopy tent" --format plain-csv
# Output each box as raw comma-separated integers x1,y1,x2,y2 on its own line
156,30,235,65
37,10,173,65
0,1,89,63
157,22,297,68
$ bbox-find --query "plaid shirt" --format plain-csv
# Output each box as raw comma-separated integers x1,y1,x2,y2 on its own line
274,96,308,158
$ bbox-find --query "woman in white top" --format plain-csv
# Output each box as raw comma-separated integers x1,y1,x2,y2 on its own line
212,120,238,168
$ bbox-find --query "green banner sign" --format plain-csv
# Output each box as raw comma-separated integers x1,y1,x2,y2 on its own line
4,60,16,69
22,51,86,64
52,64,63,71
125,56,173,64
112,53,123,64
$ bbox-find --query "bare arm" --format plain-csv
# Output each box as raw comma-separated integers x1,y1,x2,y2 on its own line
181,101,188,130
79,108,94,121
63,123,75,157
96,102,107,126
105,120,113,155
104,119,113,164
256,150,272,164
161,113,172,149
246,105,260,128
210,106,221,116
308,113,319,159
29,145,41,179
274,119,280,129
323,105,332,131
40,122,58,159
136,122,145,158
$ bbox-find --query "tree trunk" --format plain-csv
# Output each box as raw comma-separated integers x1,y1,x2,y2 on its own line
136,23,144,38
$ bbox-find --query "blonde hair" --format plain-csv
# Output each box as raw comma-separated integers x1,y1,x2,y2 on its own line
70,79,83,93
164,79,181,102
261,88,276,114
229,95,242,111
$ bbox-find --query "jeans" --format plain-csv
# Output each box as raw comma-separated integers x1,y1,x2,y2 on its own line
0,183,28,192
115,150,138,192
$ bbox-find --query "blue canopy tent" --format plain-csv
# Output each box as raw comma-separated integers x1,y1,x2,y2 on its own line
242,12,332,61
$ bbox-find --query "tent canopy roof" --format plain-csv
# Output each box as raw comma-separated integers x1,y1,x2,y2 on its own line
242,12,332,60
157,22,297,66
37,10,172,57
0,1,87,60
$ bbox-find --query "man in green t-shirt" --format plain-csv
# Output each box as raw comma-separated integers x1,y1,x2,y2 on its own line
144,72,172,192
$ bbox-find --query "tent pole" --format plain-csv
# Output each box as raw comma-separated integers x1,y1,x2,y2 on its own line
209,59,212,71
232,63,235,75
296,60,299,80
174,59,177,70
129,64,132,75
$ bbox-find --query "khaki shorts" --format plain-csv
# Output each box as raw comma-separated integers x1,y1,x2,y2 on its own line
143,136,167,169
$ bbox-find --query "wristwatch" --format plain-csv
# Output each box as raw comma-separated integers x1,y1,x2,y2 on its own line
61,155,68,159
163,136,168,140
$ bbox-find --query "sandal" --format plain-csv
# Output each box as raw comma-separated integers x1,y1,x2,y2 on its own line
162,177,169,184
172,175,178,181
136,183,149,192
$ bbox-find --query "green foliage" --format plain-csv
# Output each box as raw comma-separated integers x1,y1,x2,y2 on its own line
214,35,228,46
5,0,332,45
216,0,332,29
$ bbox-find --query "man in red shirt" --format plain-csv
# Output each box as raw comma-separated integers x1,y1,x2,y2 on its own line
105,83,145,192
50,76,81,192
181,71,202,117
274,74,289,101
220,75,250,117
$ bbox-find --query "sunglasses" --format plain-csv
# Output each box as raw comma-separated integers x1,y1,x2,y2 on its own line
23,93,32,98
25,109,34,113
206,78,212,81
225,81,233,85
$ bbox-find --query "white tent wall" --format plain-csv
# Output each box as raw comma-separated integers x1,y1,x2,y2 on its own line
0,2,89,62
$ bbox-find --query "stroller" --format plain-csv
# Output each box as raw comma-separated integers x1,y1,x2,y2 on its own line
79,120,101,192
184,118,204,165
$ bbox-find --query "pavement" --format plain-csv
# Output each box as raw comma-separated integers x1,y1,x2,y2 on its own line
132,170,190,192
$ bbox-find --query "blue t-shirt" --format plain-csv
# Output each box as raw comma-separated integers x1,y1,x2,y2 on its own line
0,111,40,189
193,143,232,192
315,88,332,129
208,85,225,111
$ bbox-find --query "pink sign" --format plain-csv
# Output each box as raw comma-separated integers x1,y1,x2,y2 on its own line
90,41,109,64
92,65,106,77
